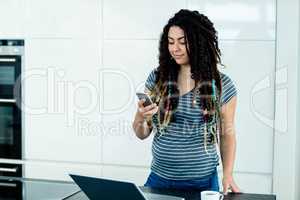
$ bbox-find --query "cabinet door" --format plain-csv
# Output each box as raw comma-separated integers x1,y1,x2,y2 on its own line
220,41,275,174
218,41,275,193
188,0,276,194
101,40,158,166
103,0,186,39
24,39,102,163
0,0,25,37
25,0,100,38
25,161,101,181
187,0,275,40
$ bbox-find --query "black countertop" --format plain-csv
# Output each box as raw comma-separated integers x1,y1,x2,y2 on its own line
0,176,79,200
141,187,276,200
0,176,276,200
64,186,276,200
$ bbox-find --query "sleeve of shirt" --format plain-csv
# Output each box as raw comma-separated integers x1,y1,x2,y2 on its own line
145,69,157,91
221,73,237,105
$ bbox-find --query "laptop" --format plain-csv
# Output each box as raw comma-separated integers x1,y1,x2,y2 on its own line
69,174,185,200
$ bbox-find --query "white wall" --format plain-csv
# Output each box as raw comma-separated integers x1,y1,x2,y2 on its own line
273,0,300,199
296,1,300,197
1,0,299,199
296,1,300,199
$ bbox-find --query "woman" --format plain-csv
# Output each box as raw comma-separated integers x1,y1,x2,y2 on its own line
132,9,240,193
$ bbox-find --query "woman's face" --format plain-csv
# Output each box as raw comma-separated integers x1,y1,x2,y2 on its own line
168,26,189,66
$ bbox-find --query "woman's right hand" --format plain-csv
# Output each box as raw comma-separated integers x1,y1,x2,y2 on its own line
133,99,158,139
137,99,158,119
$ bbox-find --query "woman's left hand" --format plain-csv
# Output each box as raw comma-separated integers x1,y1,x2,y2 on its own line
222,174,240,194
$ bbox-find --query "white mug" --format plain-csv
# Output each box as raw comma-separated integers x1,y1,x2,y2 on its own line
201,191,224,200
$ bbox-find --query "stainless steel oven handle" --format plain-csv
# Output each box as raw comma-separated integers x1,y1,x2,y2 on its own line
0,58,16,62
0,182,17,187
0,167,18,173
0,99,16,103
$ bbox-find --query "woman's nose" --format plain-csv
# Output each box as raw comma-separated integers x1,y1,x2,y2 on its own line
172,43,180,51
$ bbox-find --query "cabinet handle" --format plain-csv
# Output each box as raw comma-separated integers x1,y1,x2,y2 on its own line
0,182,17,187
0,167,18,173
0,99,16,103
0,58,16,62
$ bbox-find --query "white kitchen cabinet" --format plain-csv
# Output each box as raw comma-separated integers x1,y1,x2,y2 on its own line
103,0,186,39
101,40,158,166
222,171,272,194
25,161,101,181
25,0,101,38
188,0,275,40
0,0,25,38
102,40,158,87
24,39,102,164
102,165,150,186
220,41,275,174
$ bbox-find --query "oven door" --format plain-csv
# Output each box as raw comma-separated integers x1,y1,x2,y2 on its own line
0,55,21,159
0,55,21,99
0,102,21,159
0,179,22,199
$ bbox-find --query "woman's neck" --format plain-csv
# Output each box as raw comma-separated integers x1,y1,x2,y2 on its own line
177,64,195,93
178,64,192,79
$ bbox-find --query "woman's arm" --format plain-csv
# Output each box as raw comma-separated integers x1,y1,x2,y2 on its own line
132,106,153,140
220,96,240,193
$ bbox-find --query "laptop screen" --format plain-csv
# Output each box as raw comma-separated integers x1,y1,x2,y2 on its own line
70,174,146,200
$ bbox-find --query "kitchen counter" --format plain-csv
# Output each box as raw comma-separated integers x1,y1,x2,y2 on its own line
0,176,276,200
0,176,79,200
140,187,276,200
65,186,276,200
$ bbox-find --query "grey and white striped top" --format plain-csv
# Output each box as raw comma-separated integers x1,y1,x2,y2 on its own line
145,69,237,180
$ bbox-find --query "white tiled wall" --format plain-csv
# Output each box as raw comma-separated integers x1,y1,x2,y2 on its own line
103,0,186,39
24,39,102,163
219,41,275,174
25,161,102,181
102,165,150,185
187,0,275,40
0,0,281,195
25,0,101,38
101,39,158,166
0,0,26,38
273,0,300,199
102,40,158,83
233,172,272,194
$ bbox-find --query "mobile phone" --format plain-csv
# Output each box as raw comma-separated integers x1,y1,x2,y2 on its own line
136,92,153,107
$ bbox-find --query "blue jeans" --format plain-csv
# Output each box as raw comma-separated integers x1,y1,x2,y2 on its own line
144,169,219,191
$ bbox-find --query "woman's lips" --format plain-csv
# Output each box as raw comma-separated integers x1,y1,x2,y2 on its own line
173,55,184,59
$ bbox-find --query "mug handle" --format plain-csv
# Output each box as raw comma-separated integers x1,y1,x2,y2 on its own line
219,193,224,200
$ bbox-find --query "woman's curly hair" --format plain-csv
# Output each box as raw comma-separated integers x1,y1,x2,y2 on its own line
150,9,223,137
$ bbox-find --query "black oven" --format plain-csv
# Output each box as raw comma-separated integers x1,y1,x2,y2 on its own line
0,55,21,159
0,40,23,163
0,178,22,199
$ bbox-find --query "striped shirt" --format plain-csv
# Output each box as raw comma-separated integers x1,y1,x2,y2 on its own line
145,69,237,180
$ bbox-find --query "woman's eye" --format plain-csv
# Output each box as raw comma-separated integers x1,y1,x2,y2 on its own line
168,41,185,45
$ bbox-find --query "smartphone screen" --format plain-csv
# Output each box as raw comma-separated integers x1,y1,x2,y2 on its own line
136,92,153,107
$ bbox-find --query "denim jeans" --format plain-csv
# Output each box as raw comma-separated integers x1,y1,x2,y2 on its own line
144,169,219,191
